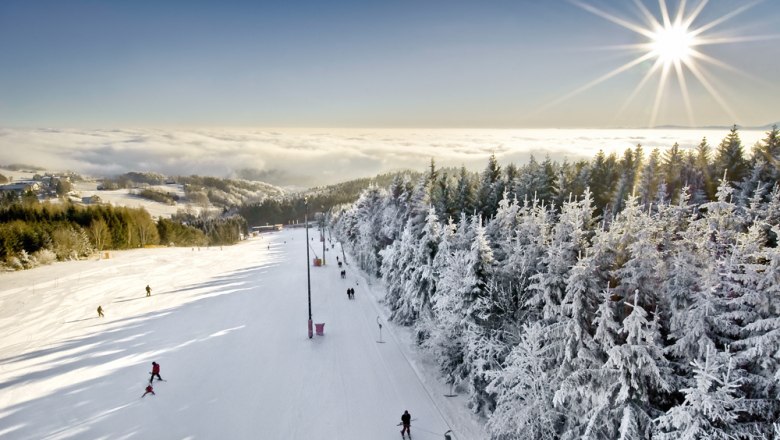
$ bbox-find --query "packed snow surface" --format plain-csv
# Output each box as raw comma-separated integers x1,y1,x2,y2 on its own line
0,228,485,439
72,181,194,219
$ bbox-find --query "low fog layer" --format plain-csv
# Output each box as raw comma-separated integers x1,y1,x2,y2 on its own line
0,127,767,186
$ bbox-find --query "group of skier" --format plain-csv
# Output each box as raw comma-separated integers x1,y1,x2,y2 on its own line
115,245,441,437
141,361,164,397
96,284,153,318
91,285,163,398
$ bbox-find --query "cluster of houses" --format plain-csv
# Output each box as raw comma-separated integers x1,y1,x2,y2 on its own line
0,173,91,202
0,180,43,197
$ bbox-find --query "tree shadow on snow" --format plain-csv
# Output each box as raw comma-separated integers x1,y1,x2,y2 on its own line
0,255,294,439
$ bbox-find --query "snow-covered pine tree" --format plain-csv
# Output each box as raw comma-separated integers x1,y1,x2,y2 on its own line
352,185,387,276
486,322,561,440
527,191,593,321
664,208,719,370
593,287,621,358
384,222,418,324
552,252,605,439
602,295,672,438
559,251,601,372
725,223,780,436
613,194,664,314
379,237,403,315
737,225,780,387
397,207,441,326
459,215,500,414
553,287,619,440
636,148,661,208
405,177,432,238
655,347,743,440
715,125,750,184
380,174,412,245
422,216,458,342
502,195,551,322
485,190,518,263
454,166,475,216
423,214,477,382
426,245,470,384
476,154,504,220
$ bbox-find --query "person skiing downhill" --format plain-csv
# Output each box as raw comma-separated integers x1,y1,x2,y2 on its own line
97,306,104,318
145,285,152,297
401,410,411,438
149,361,163,383
141,384,155,397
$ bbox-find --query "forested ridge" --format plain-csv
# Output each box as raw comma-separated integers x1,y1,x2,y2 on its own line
332,126,780,439
239,171,421,225
0,202,245,270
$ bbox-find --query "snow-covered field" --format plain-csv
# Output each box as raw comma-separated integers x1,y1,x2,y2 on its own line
0,228,485,439
71,181,196,219
1,168,193,218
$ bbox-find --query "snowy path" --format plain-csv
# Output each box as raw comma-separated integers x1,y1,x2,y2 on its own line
0,229,485,439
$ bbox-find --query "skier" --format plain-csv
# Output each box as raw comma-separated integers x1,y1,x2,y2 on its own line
401,410,412,438
346,288,351,299
149,361,163,383
141,384,155,398
146,285,152,297
97,305,104,318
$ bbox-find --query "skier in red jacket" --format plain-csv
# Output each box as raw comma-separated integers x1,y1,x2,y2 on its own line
149,361,163,383
142,384,155,398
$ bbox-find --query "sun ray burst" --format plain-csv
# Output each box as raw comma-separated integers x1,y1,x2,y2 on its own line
554,0,779,126
673,59,695,126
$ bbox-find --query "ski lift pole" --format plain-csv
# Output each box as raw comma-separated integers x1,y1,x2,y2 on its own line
305,198,313,339
321,215,326,265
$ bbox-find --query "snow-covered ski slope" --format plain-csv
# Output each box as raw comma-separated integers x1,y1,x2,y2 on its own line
0,228,485,439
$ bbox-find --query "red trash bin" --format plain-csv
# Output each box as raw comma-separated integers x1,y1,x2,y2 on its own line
315,323,325,336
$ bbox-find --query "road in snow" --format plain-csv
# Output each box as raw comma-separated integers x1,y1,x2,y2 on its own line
0,228,485,439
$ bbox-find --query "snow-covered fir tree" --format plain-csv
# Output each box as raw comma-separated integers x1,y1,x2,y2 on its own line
329,144,780,435
655,347,743,440
487,322,560,440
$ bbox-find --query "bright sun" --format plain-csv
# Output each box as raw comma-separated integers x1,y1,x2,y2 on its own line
651,23,694,64
549,0,773,127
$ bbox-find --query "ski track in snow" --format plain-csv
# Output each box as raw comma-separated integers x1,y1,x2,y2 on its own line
0,229,486,439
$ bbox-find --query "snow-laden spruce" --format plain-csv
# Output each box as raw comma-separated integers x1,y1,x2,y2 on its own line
330,142,780,438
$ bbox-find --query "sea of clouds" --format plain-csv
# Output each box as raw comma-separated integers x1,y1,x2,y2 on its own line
0,127,769,187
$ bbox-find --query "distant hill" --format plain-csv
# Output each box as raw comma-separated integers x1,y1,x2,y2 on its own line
0,163,46,172
239,170,421,226
98,172,284,209
652,123,779,131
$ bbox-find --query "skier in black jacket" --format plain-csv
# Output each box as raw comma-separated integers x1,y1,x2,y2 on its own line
401,410,411,438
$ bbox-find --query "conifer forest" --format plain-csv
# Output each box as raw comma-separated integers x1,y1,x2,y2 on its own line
332,126,780,439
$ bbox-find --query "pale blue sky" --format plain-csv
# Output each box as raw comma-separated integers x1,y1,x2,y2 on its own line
1,0,778,129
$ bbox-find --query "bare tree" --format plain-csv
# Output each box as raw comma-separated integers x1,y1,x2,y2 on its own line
89,218,111,255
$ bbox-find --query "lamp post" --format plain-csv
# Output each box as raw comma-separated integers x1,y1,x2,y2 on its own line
320,209,326,266
305,198,313,339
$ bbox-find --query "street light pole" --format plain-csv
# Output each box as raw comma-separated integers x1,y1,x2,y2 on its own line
321,213,326,266
305,198,313,339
